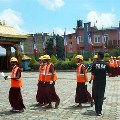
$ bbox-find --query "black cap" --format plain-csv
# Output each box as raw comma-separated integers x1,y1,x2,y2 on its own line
98,51,104,59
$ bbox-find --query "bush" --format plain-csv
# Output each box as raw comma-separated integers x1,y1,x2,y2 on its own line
104,57,110,62
83,60,92,64
104,53,110,62
33,62,40,70
70,54,76,66
51,55,58,64
29,57,38,69
65,58,69,62
62,61,72,69
55,61,63,70
68,62,77,69
55,60,77,70
104,53,110,57
55,55,92,70
67,54,77,69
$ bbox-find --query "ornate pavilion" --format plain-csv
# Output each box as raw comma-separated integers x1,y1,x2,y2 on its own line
0,23,27,71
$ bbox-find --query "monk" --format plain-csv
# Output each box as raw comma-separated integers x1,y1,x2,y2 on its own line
4,57,25,113
42,55,60,108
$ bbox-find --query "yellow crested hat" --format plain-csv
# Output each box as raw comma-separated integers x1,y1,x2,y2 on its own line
10,57,18,62
93,55,98,59
43,55,51,59
75,55,83,60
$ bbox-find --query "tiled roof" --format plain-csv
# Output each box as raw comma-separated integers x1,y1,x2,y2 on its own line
0,25,28,38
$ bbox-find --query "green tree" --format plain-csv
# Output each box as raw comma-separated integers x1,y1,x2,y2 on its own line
110,47,120,57
29,57,38,68
45,37,54,56
56,35,65,59
45,35,65,60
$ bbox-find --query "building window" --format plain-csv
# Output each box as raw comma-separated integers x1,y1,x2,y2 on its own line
104,35,109,42
94,35,100,43
108,41,112,46
113,40,117,45
69,41,72,52
104,35,108,41
118,40,120,45
78,36,83,42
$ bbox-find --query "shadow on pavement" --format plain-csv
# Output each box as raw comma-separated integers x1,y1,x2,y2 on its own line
63,104,91,110
29,103,43,107
0,110,19,116
29,104,55,111
82,110,96,116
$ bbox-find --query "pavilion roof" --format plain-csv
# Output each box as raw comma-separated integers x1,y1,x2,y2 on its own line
0,25,28,38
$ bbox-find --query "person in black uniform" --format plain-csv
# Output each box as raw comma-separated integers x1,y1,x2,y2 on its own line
91,51,111,116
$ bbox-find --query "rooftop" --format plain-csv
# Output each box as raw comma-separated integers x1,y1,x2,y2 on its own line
0,25,28,38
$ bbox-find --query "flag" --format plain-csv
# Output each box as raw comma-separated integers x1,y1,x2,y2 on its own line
42,32,46,54
32,34,38,55
102,31,106,50
76,30,80,52
64,31,67,52
88,31,93,51
53,32,57,53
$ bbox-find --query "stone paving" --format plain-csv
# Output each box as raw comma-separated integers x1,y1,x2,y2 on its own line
0,72,120,120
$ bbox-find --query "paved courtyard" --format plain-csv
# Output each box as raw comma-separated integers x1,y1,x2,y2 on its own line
0,72,120,120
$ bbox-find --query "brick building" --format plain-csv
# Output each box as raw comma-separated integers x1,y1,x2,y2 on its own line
66,21,120,56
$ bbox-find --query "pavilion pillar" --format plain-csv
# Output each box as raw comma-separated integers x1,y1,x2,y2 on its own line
5,46,12,71
14,44,22,68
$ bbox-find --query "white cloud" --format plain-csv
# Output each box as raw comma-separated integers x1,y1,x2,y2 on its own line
54,27,64,35
87,11,115,29
0,9,24,33
38,0,65,10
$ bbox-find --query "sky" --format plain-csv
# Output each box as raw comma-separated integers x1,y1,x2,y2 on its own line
0,0,120,53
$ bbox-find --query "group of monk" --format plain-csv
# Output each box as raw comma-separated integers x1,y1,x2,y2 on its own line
2,52,119,116
3,55,60,113
109,56,120,77
2,54,94,114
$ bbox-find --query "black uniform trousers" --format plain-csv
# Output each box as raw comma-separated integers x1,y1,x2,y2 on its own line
93,81,106,113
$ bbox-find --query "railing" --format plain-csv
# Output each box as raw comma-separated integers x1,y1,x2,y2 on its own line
107,40,120,46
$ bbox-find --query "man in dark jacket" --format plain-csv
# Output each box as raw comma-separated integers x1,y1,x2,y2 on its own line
91,51,111,116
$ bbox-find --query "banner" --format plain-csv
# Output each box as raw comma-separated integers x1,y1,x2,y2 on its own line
102,30,106,50
32,34,39,55
53,32,57,53
42,33,46,54
88,31,93,51
64,31,67,52
76,30,80,52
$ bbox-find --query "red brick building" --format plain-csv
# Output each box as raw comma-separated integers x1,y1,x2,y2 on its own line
66,21,120,56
